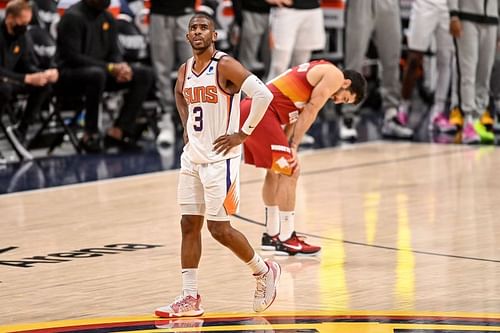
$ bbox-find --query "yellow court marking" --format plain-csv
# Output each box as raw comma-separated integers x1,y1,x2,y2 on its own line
1,311,499,333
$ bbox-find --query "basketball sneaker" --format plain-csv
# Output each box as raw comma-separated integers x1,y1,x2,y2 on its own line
480,110,494,129
396,109,409,126
275,232,321,256
449,107,464,128
155,294,204,318
381,118,414,139
253,259,281,312
261,233,280,251
461,122,480,145
473,120,494,144
429,112,457,134
339,115,358,141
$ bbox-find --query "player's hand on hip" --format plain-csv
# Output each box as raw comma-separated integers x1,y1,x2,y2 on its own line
213,132,248,155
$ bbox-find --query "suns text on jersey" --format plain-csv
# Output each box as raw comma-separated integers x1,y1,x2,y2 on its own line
184,85,218,104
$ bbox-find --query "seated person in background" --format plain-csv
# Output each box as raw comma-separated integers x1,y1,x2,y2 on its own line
56,0,154,152
0,0,58,139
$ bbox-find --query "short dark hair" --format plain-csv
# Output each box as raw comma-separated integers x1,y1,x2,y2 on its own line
189,12,216,31
343,69,367,105
6,0,32,18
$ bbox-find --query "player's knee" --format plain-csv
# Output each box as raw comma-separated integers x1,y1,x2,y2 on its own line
207,221,230,243
181,215,203,235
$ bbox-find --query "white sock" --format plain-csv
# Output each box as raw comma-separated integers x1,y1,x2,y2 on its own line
182,268,198,297
246,252,268,276
265,205,280,236
278,211,295,241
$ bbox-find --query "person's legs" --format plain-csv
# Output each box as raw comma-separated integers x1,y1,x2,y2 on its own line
475,24,497,113
239,11,269,72
18,84,52,137
58,66,106,136
341,0,375,138
290,8,325,67
204,157,279,312
269,167,320,256
377,2,414,139
267,7,299,80
373,0,402,112
154,213,205,318
262,170,280,238
180,214,204,296
108,64,154,139
275,169,299,241
150,14,176,110
156,154,205,318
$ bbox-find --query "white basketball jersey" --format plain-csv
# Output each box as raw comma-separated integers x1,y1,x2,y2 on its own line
182,51,242,164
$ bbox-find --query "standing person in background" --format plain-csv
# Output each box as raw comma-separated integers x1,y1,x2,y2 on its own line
149,0,195,146
340,0,413,140
232,0,291,79
154,13,279,318
399,0,455,133
490,40,500,129
241,60,366,255
448,0,499,144
266,0,325,81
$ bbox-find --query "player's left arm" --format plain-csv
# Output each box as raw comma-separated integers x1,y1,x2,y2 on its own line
213,56,273,155
289,69,343,148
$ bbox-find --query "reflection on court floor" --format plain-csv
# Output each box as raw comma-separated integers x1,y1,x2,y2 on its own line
2,312,500,333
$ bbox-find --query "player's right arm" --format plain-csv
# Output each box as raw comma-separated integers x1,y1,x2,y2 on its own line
289,65,343,148
175,63,188,144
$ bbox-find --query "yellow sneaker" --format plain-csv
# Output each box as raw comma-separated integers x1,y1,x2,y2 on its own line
480,110,494,128
449,107,464,128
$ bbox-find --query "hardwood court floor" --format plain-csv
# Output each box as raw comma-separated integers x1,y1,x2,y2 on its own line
0,142,499,326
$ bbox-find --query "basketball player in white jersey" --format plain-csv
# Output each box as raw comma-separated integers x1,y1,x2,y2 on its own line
155,13,278,318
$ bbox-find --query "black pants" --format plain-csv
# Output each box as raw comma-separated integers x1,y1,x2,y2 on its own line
57,64,154,136
0,81,52,131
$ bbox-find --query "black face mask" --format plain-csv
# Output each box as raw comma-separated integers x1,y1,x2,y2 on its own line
11,24,28,36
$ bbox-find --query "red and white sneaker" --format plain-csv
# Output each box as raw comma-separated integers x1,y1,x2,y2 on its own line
253,259,281,312
155,294,204,318
261,232,280,251
275,232,321,256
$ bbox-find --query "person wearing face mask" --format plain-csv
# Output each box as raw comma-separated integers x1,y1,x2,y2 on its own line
56,0,154,153
0,0,58,141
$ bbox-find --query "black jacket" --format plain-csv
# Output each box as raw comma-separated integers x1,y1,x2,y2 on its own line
57,1,122,69
0,21,39,83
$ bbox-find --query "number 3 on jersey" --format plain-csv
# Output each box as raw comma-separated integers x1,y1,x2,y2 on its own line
193,106,203,131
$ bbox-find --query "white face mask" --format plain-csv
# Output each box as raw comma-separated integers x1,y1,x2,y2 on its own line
127,0,144,17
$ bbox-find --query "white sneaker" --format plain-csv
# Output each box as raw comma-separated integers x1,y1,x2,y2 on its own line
156,113,175,147
339,116,358,140
381,118,414,139
253,259,281,312
155,294,204,318
300,133,315,145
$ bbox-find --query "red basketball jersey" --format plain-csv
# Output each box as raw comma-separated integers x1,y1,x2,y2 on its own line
267,60,330,125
